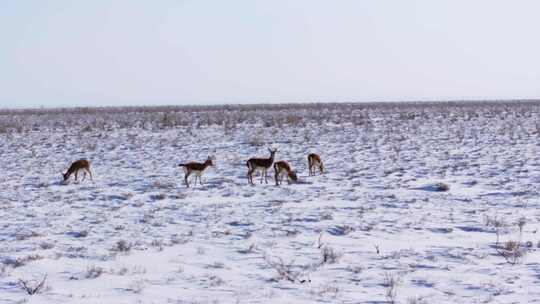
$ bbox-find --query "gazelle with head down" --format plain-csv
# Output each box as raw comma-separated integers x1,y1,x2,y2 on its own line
246,148,277,184
273,161,298,186
63,159,93,183
178,156,213,187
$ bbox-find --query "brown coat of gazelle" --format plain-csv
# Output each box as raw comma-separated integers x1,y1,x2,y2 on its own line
247,148,277,184
63,159,93,183
273,161,298,185
308,153,324,176
178,156,213,187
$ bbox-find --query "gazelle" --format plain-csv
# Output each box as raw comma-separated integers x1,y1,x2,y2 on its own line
308,153,324,176
273,161,298,185
63,159,93,183
178,156,213,187
247,148,277,184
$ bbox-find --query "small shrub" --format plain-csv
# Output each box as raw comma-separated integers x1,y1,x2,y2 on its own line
111,240,132,253
320,246,342,264
150,193,166,201
237,243,257,254
315,285,339,298
494,219,528,265
206,262,225,269
208,274,225,287
150,239,164,250
407,296,427,304
3,255,43,268
128,279,145,294
0,264,7,277
263,254,310,283
383,272,400,304
19,275,47,295
484,215,507,230
39,242,54,250
85,265,104,279
81,125,92,132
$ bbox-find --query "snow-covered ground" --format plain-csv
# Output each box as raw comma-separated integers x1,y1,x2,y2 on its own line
1,103,540,303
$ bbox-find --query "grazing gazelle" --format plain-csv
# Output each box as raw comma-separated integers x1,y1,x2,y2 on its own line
178,156,213,187
63,159,93,183
247,148,277,184
308,153,324,176
273,161,298,186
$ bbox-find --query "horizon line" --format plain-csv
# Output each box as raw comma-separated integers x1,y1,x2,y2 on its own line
3,98,540,112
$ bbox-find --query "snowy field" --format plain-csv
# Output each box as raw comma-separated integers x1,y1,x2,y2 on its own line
1,102,540,303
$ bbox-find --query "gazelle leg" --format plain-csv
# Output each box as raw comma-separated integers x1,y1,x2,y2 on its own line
87,168,93,181
185,172,191,187
75,170,79,182
248,168,255,184
82,171,87,182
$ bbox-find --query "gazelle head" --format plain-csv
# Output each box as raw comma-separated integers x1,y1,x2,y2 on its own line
62,172,69,181
268,148,277,158
288,170,298,182
205,156,214,167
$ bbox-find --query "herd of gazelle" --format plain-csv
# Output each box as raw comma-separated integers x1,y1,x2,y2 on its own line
62,149,324,188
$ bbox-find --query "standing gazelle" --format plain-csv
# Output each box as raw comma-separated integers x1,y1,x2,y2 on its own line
63,159,93,183
247,148,277,184
308,153,324,176
274,161,298,186
178,156,213,187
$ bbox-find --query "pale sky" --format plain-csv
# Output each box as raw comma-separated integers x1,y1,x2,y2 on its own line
1,0,540,108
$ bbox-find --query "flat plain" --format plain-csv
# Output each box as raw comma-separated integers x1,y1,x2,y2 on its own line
1,102,540,303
